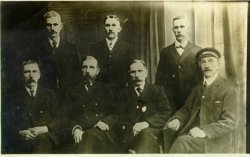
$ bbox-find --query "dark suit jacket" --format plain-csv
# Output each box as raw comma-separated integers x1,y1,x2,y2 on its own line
155,42,202,113
169,75,239,153
8,87,61,146
64,81,118,131
117,83,172,136
29,37,81,97
90,39,135,88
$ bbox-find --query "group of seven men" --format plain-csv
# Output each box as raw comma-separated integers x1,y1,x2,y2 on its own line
4,10,239,154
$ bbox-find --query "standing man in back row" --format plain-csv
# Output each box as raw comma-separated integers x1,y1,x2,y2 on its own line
155,16,202,114
90,14,135,93
30,10,81,99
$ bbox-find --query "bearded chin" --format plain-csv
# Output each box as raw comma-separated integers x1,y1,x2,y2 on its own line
83,75,95,85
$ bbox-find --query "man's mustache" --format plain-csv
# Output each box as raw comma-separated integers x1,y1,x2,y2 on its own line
204,68,212,72
176,34,184,38
49,30,57,34
27,79,36,84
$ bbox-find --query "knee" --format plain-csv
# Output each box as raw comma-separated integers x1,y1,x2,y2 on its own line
139,128,160,140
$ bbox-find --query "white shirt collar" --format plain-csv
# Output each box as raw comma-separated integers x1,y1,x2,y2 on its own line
25,85,38,97
134,81,145,96
203,72,218,86
175,40,188,48
48,37,60,48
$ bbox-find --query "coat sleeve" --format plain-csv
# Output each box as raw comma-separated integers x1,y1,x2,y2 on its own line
169,88,197,127
145,86,172,128
203,86,239,140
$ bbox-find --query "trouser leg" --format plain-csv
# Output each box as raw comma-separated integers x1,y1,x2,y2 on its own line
32,133,55,153
132,127,162,153
163,128,178,153
169,134,205,153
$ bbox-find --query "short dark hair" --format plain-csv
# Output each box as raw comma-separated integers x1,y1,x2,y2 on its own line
103,14,121,26
128,59,147,71
22,59,40,69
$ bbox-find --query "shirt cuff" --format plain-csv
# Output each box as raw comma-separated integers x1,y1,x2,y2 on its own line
72,125,82,135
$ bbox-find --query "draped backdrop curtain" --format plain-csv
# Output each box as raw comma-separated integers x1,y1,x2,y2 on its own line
143,2,247,153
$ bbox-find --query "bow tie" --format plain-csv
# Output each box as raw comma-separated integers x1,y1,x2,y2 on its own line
176,45,184,49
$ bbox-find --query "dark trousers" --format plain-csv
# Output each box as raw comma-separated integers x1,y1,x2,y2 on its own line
124,127,162,153
75,128,118,153
169,134,205,153
14,133,55,153
163,128,178,153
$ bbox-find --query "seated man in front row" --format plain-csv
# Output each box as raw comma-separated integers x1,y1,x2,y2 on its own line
164,48,239,153
117,59,172,153
63,56,118,153
6,59,61,153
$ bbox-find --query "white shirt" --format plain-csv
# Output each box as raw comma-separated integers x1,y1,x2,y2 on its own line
203,72,218,86
106,37,118,51
134,81,145,96
25,85,38,97
175,40,188,56
48,37,60,48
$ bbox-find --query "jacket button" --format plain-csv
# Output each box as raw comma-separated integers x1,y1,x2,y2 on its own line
96,114,99,117
172,74,175,78
95,103,98,106
109,54,112,58
202,95,205,99
43,121,46,124
40,110,43,114
29,113,32,116
178,65,181,69
82,104,85,108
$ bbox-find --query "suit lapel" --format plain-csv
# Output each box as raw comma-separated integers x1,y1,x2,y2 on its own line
203,75,222,95
140,83,151,101
169,43,181,64
31,87,45,112
110,39,120,53
179,42,192,63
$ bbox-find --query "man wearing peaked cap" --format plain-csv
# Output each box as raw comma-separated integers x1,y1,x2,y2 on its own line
196,47,221,60
163,47,239,153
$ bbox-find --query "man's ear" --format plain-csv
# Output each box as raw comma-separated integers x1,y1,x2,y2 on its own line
60,23,63,30
118,25,122,32
96,67,100,75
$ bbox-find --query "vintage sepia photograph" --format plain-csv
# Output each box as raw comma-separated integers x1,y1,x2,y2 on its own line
1,1,248,154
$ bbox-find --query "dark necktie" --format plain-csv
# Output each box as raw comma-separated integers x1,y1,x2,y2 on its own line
203,81,207,89
30,90,35,99
136,87,142,97
52,41,57,54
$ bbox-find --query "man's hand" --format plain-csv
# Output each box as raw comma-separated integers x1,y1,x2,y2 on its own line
164,119,180,131
189,127,206,138
29,126,48,136
18,130,36,140
95,121,109,131
133,122,149,136
73,128,84,144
